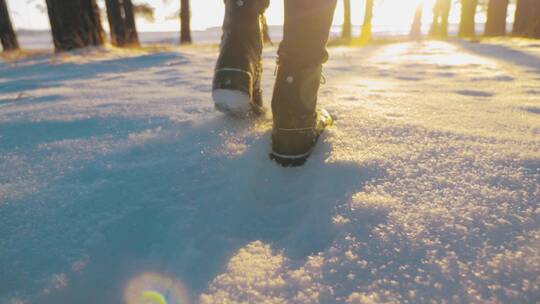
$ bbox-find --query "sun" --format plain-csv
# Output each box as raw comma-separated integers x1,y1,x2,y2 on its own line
372,0,438,28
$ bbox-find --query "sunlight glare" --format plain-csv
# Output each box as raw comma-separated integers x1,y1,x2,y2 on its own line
370,0,438,30
374,42,497,67
8,0,452,33
124,273,189,304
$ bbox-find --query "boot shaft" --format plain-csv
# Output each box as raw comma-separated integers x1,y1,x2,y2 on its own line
272,64,323,129
222,0,268,31
213,0,268,114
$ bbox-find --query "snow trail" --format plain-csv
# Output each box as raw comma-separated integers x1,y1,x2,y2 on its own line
0,40,539,303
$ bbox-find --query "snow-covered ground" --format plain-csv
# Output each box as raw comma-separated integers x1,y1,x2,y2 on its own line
0,39,539,303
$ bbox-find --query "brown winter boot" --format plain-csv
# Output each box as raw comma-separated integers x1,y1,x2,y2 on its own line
212,0,269,116
270,63,333,167
269,0,337,166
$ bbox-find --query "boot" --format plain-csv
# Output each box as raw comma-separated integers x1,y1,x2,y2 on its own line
270,63,333,167
268,0,337,166
212,0,268,116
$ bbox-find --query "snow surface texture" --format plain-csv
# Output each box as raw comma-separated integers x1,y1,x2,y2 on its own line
0,40,539,304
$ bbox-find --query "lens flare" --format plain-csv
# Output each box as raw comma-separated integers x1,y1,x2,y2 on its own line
124,272,189,304
142,290,167,304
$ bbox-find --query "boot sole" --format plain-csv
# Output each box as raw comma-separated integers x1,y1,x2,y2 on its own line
270,131,322,167
269,150,312,167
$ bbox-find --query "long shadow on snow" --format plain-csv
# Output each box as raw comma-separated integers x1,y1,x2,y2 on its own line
455,40,540,74
0,52,185,94
0,115,381,303
0,116,169,152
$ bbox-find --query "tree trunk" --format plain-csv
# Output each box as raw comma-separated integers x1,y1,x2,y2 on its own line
513,0,540,38
484,0,509,36
525,0,540,38
360,0,374,42
439,0,451,37
342,0,352,41
180,0,192,44
45,0,105,51
459,0,478,37
0,0,19,51
410,3,423,40
105,0,139,47
429,0,441,36
429,0,451,37
512,0,531,36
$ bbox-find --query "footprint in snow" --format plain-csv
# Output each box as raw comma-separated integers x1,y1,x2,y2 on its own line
455,90,495,98
395,75,425,81
519,105,540,115
437,72,456,78
470,75,515,82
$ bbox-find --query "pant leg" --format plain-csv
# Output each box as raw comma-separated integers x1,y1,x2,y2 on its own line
221,0,269,27
271,0,337,128
278,0,337,67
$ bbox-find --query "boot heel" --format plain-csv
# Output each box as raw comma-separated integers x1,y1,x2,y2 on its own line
270,109,333,166
269,152,310,167
212,68,253,115
213,68,253,96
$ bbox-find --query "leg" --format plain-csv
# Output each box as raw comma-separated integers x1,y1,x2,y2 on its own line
212,0,269,116
278,0,337,69
270,0,337,166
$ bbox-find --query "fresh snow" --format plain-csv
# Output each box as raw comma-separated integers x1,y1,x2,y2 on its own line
0,39,539,304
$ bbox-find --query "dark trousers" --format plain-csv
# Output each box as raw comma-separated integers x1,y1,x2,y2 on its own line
279,0,337,67
220,0,337,127
255,0,337,67
254,0,337,128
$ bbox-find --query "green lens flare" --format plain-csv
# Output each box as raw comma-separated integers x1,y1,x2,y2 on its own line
125,273,188,304
142,290,167,304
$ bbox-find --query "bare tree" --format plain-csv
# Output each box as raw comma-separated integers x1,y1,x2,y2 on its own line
429,0,441,36
105,0,139,47
45,0,105,51
360,0,374,43
484,0,509,36
342,0,352,41
525,0,540,38
429,0,451,37
459,0,479,37
439,0,451,37
0,0,18,51
410,3,423,40
180,0,192,44
512,0,540,38
512,0,532,36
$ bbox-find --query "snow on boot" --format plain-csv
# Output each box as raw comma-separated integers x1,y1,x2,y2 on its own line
270,63,332,167
212,0,268,116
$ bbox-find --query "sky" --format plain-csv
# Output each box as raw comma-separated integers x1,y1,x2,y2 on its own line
6,0,476,33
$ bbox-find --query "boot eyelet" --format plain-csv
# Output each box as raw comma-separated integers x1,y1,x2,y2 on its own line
286,76,294,83
236,0,244,6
